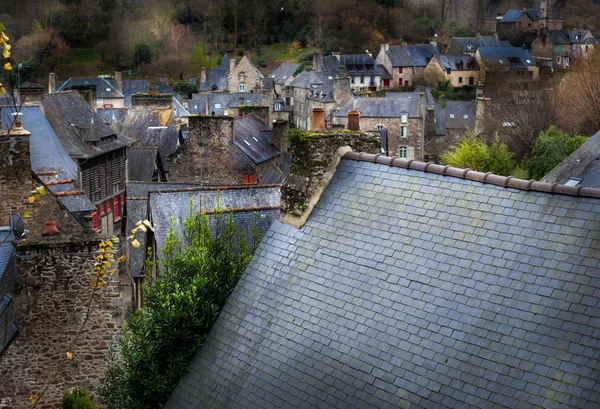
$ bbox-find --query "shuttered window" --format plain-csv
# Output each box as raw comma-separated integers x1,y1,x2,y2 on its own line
92,211,99,230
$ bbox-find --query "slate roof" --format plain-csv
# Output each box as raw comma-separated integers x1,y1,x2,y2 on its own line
477,47,536,68
125,198,149,278
42,91,133,159
128,146,159,181
545,30,595,45
377,64,392,80
445,101,476,130
153,81,180,100
122,80,149,107
167,154,600,409
234,115,281,164
339,55,381,76
385,44,438,67
97,107,128,126
285,71,334,90
500,9,524,23
454,36,503,53
148,186,281,256
269,63,300,85
437,55,478,71
541,130,600,188
337,96,420,118
57,77,124,98
526,9,539,21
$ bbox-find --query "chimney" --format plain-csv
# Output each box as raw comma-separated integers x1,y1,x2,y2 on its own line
230,57,236,72
244,50,251,59
238,96,245,107
333,73,351,107
188,115,234,149
347,110,360,130
42,220,60,236
114,71,123,94
332,52,341,61
273,119,290,153
311,108,325,131
48,73,57,94
201,67,206,83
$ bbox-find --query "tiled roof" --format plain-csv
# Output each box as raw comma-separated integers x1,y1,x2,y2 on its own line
269,63,300,85
337,96,420,118
526,9,539,21
128,146,159,181
437,55,478,71
445,101,476,130
454,36,502,53
122,80,149,107
148,185,281,256
477,47,536,68
42,91,133,159
500,9,523,23
386,44,438,67
167,153,600,409
233,115,281,164
57,77,124,98
285,71,334,90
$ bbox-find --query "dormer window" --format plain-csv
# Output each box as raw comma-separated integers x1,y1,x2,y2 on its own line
401,113,408,123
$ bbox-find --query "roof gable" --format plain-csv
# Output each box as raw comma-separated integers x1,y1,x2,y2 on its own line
167,157,600,409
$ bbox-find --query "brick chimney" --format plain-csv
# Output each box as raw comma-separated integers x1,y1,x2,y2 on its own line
311,108,325,131
201,67,206,83
114,71,123,94
244,50,251,59
273,119,290,154
0,115,32,224
347,110,360,131
48,73,57,94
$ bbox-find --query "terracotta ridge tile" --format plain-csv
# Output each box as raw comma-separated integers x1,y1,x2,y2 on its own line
44,179,75,186
55,190,86,197
342,152,600,199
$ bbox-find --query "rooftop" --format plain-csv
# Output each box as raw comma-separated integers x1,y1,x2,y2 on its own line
233,115,281,164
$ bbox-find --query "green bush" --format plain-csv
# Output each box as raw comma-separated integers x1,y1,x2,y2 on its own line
62,387,98,409
99,199,260,409
528,126,589,180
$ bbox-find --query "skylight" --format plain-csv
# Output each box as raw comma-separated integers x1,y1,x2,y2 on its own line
526,59,531,63
243,140,251,146
252,136,259,142
564,177,583,186
106,88,111,92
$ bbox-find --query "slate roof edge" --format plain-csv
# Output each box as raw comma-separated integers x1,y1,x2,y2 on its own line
200,205,280,215
130,145,160,149
126,197,149,200
147,184,281,194
342,152,600,199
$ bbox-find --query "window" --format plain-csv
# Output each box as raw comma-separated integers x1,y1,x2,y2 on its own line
562,46,565,52
398,67,403,74
274,103,282,111
458,77,463,84
449,114,455,118
214,103,222,109
469,76,474,85
399,78,403,86
400,126,408,138
555,46,559,52
243,174,256,184
401,113,408,123
463,114,468,119
446,69,451,75
503,121,516,127
565,56,570,66
376,124,385,130
239,83,246,92
564,177,583,186
399,146,407,158
383,79,390,87
360,76,364,84
557,56,562,64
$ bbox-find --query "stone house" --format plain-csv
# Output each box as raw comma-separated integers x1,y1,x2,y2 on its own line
196,54,231,92
424,100,477,162
43,91,133,235
168,113,288,186
446,34,504,57
475,47,539,81
187,92,262,116
334,92,426,160
375,43,438,88
268,63,300,95
53,73,125,109
530,30,598,69
424,55,480,87
314,53,383,92
228,51,264,93
497,9,539,34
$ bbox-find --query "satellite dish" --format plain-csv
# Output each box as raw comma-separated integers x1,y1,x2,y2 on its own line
10,213,26,239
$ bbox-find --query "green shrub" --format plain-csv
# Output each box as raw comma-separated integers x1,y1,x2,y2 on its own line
528,126,589,180
62,387,98,409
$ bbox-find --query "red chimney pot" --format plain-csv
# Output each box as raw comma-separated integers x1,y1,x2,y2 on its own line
42,220,60,236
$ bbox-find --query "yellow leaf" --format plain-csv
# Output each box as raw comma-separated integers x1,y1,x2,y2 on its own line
137,224,147,233
29,396,37,403
1,33,8,42
103,261,112,268
66,351,73,360
2,49,9,59
135,220,142,226
130,228,138,234
117,255,126,262
3,62,12,71
126,235,134,241
22,211,30,218
36,186,46,196
4,44,10,51
99,242,106,248
0,87,4,95
27,196,35,203
143,219,154,232
131,239,140,248
105,241,113,247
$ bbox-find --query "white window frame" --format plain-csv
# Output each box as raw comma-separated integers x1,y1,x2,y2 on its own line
376,124,385,130
401,114,408,123
399,146,407,159
400,126,408,138
463,114,468,119
214,103,222,109
239,83,246,92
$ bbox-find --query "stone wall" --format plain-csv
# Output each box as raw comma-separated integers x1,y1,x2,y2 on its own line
0,235,126,409
131,96,173,109
281,130,380,223
238,106,269,124
228,55,262,93
0,127,33,226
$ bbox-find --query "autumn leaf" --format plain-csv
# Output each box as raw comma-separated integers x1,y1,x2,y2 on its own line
3,62,12,71
2,48,9,59
29,396,37,403
137,224,147,233
0,87,4,95
117,255,126,262
131,239,141,248
66,351,73,360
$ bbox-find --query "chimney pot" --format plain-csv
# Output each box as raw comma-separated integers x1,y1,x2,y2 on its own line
347,110,360,131
42,220,60,236
311,108,325,131
244,50,251,59
201,66,206,83
14,118,22,129
48,73,57,94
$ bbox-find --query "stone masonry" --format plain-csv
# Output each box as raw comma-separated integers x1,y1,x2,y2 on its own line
0,233,125,409
0,127,33,226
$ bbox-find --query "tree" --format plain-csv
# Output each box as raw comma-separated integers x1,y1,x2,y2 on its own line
440,128,516,176
527,126,589,180
99,200,261,409
556,49,600,136
62,388,98,409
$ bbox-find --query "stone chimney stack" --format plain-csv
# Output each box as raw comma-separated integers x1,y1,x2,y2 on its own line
347,110,360,131
201,67,206,83
48,73,57,94
0,117,32,224
273,119,290,154
311,108,325,131
425,106,436,144
114,71,123,95
230,57,236,72
188,115,234,149
333,70,351,107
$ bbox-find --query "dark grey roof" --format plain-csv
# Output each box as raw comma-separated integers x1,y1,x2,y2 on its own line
188,96,207,115
437,55,478,71
217,54,230,70
269,63,300,85
42,91,132,159
122,80,149,107
97,107,128,126
433,103,446,136
320,56,343,72
377,64,392,80
454,36,502,53
541,130,600,187
1,106,77,180
153,81,180,99
260,155,292,185
501,40,513,47
477,47,536,68
545,30,594,45
337,96,420,118
526,9,539,21
339,55,381,76
55,192,97,214
385,45,412,66
148,186,280,255
167,157,600,409
385,44,438,67
233,115,281,164
285,71,334,90
445,100,476,130
126,181,201,198
128,146,159,181
500,9,524,23
57,77,124,98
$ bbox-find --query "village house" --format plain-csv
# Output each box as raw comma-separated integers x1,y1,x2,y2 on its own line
165,136,600,409
474,47,539,81
188,92,262,116
497,9,539,34
530,29,598,69
43,91,133,234
195,54,231,92
375,43,439,88
445,34,505,56
52,72,125,109
228,51,264,93
268,62,301,95
314,52,383,92
424,55,480,87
